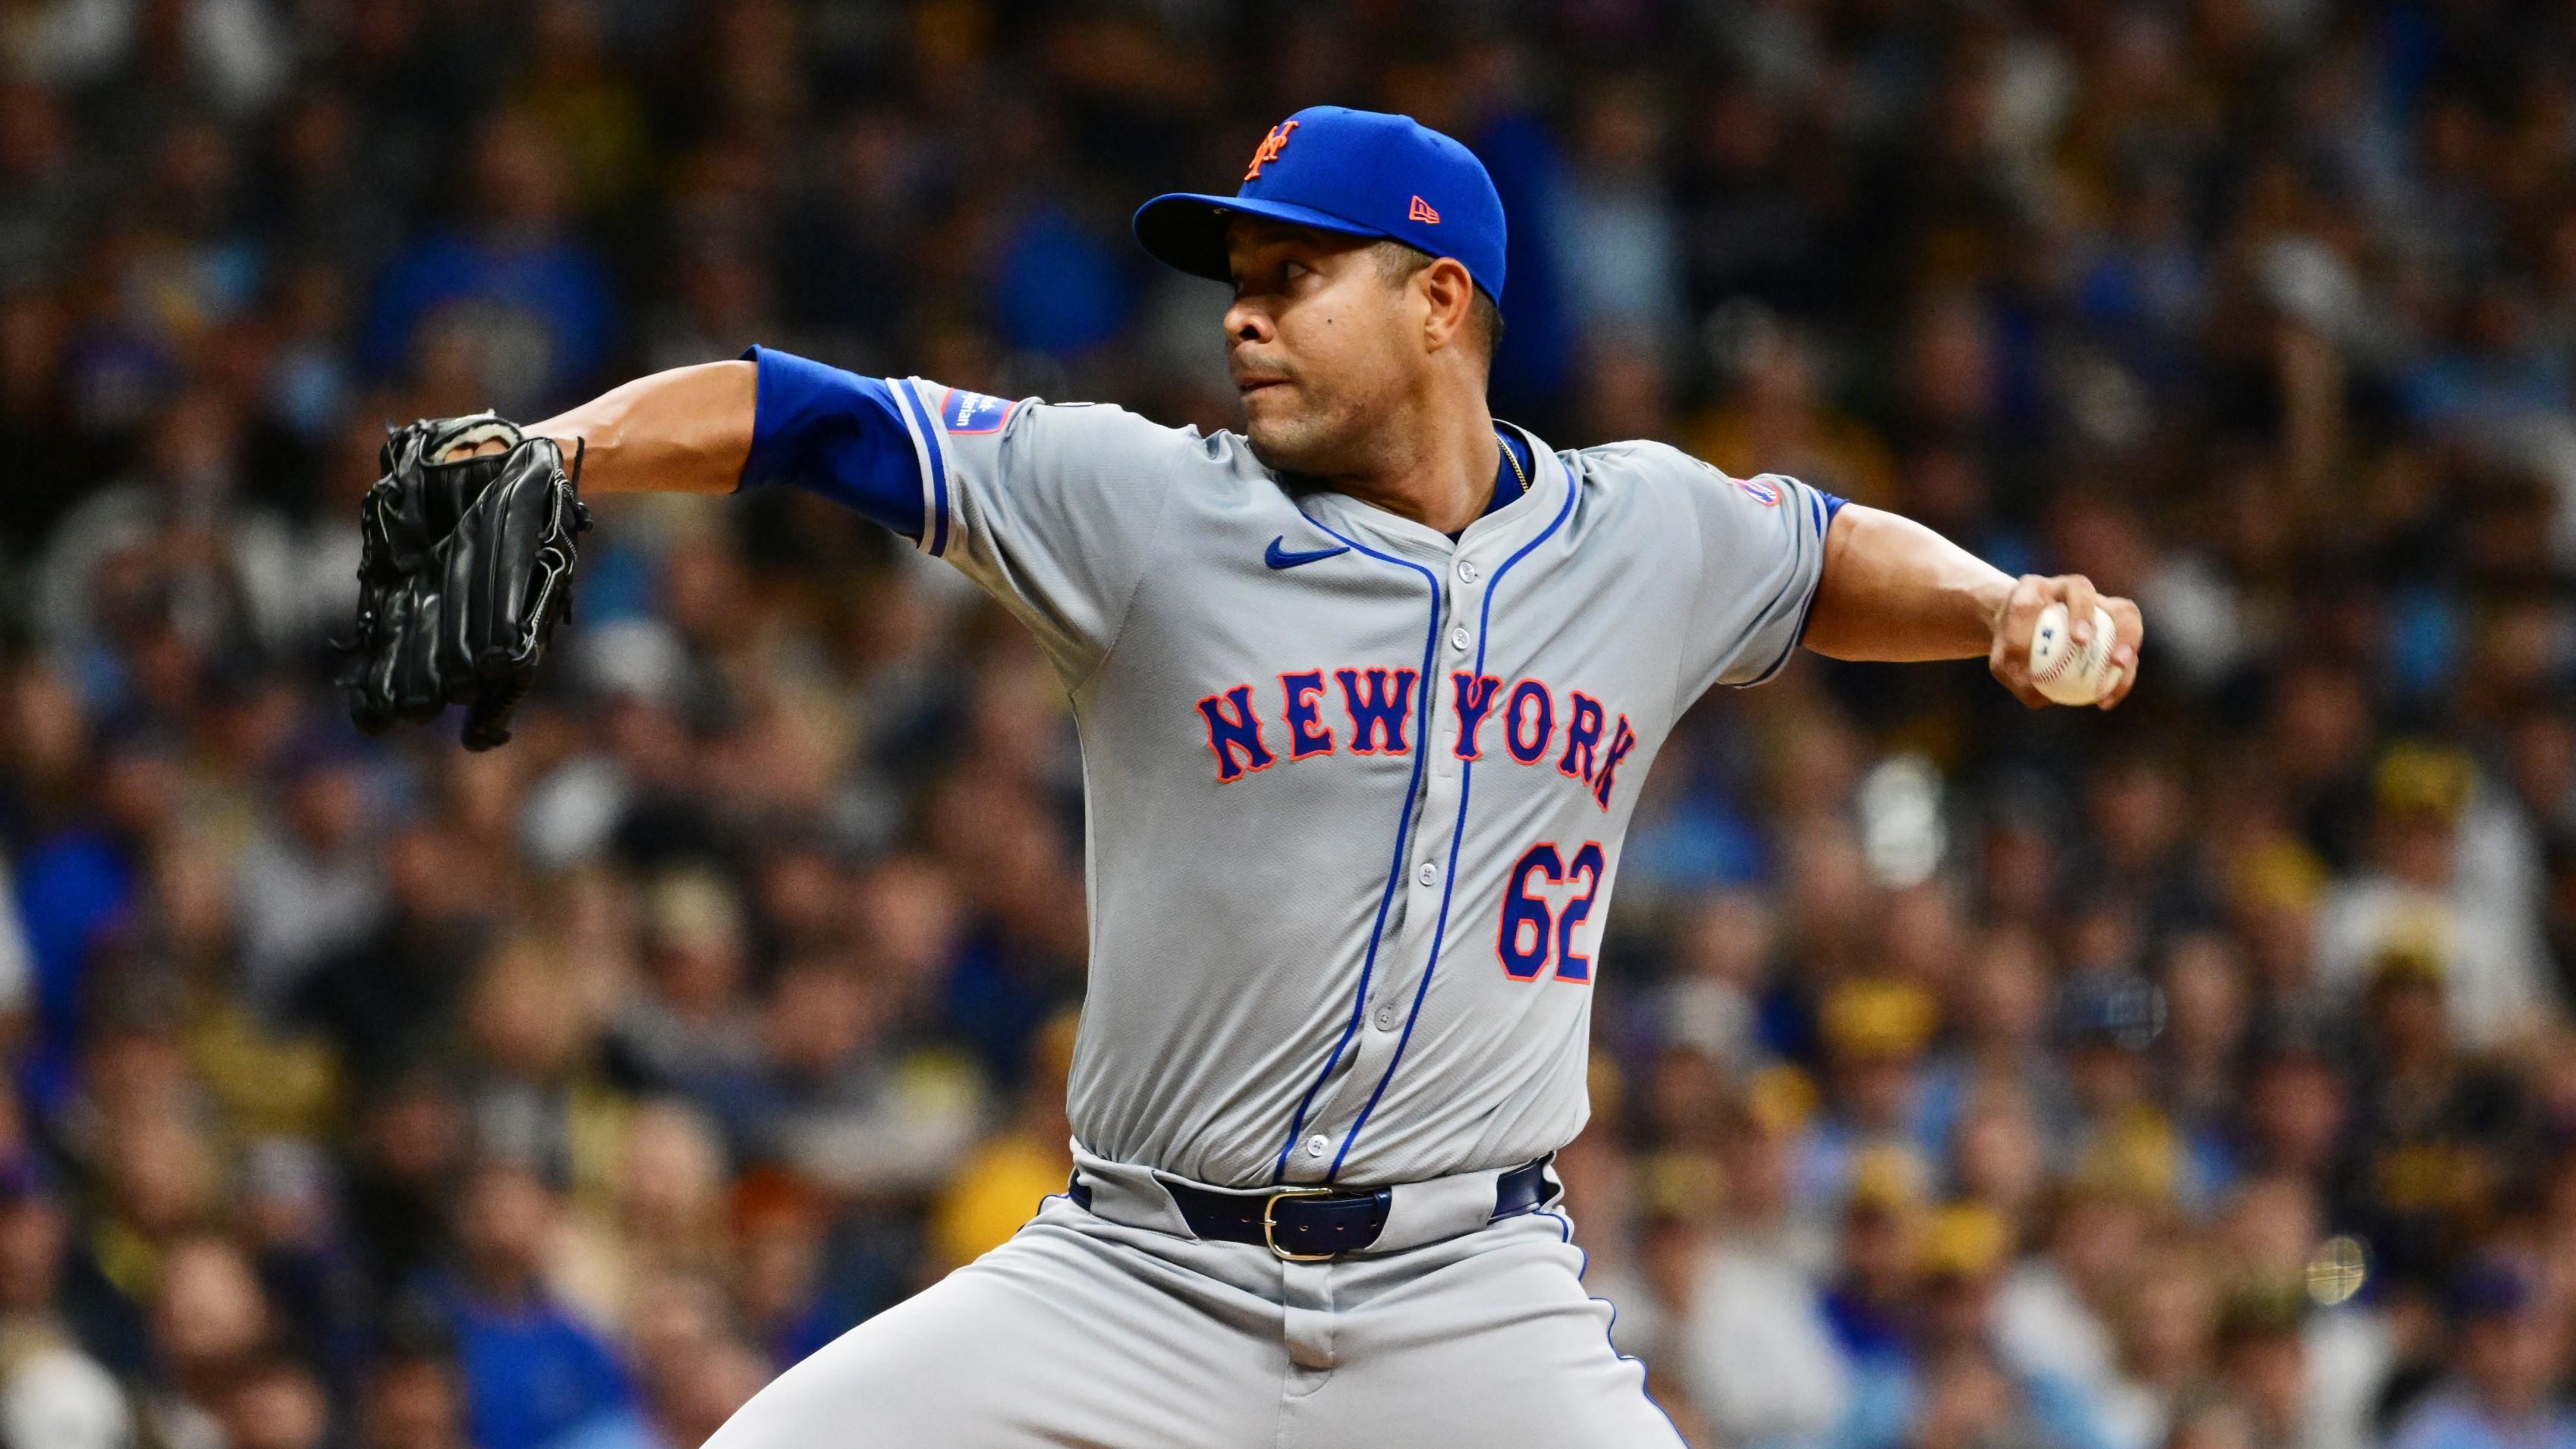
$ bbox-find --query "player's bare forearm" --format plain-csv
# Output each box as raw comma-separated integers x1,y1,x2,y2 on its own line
1801,504,2010,662
1801,503,2144,708
508,361,756,495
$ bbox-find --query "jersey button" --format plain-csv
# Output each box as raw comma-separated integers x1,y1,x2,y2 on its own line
1456,560,1480,584
1417,862,1439,887
1449,626,1472,652
1305,1134,1330,1158
1374,1004,1400,1030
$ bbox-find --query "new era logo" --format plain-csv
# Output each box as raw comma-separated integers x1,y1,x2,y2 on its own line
1409,195,1440,224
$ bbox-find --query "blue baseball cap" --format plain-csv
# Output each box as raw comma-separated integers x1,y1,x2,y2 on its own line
1134,106,1508,306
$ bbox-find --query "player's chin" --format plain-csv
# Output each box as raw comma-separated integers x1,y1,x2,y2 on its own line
1243,410,1327,470
1239,385,1299,432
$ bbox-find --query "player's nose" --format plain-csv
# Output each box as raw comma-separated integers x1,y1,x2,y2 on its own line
1222,297,1275,347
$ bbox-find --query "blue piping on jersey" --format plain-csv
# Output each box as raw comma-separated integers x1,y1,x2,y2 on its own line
893,379,952,558
1268,520,1444,1186
1541,1209,1691,1445
1327,462,1577,1180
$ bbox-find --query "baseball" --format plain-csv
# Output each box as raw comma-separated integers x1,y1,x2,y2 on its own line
2029,602,2122,706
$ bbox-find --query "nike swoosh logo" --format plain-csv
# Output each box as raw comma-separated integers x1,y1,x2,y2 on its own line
1265,537,1350,570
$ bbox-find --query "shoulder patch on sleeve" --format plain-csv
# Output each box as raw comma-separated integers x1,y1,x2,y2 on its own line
939,388,1018,435
1735,475,1782,506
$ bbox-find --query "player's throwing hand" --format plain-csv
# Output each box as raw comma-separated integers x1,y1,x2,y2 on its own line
1987,573,2144,710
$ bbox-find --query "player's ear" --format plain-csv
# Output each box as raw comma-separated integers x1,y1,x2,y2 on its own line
1418,256,1474,355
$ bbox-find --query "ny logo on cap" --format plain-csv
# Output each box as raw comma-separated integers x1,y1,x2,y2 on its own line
1244,120,1301,181
1409,195,1440,224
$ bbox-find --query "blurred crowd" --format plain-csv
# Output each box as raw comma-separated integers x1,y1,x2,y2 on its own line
8,0,2576,1446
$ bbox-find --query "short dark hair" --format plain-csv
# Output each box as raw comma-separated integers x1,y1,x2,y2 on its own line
1370,240,1504,364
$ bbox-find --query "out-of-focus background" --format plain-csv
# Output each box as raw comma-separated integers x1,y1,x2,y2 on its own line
8,0,2576,1446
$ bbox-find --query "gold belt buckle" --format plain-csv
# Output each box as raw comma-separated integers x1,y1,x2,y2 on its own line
1261,1187,1343,1262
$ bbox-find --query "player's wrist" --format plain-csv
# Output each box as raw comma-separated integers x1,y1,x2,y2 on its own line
1971,572,2017,641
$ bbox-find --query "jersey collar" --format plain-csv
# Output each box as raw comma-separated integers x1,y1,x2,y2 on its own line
1296,420,1566,564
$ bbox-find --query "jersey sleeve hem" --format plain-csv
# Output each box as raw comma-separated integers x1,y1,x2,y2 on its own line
890,378,953,558
1785,484,1839,649
1725,477,1833,690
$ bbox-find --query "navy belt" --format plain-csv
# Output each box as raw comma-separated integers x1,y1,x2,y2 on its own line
1068,1158,1552,1261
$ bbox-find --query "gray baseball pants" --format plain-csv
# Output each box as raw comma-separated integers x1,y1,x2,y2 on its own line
703,1151,1684,1447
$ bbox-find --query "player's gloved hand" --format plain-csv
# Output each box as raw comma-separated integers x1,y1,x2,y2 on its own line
339,423,592,750
344,412,527,731
1986,573,2144,710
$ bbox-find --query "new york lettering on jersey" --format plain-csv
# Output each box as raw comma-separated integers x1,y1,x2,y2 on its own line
737,352,1832,1187
1194,669,1640,810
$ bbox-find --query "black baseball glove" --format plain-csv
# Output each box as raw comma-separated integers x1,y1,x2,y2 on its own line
339,413,593,751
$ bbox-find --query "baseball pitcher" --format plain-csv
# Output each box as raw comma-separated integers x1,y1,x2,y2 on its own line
340,107,2144,1446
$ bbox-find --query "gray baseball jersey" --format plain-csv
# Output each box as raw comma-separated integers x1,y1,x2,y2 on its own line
714,353,1835,1447
879,374,1829,1190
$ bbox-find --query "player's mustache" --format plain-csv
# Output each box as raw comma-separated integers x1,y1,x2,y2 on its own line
1230,358,1296,390
1226,341,1297,391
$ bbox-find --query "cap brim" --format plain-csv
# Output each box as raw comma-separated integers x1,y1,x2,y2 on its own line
1132,193,1395,283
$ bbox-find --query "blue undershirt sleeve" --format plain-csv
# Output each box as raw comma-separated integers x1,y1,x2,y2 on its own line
734,345,926,539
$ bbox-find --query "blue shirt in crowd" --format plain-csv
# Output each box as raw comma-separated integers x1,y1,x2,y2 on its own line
2392,1389,2576,1449
437,1283,633,1449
